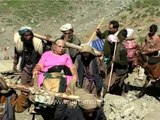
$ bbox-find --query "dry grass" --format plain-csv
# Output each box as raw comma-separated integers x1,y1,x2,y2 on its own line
0,0,71,26
116,0,160,43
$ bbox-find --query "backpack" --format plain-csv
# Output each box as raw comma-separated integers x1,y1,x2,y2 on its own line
14,32,43,55
123,40,137,61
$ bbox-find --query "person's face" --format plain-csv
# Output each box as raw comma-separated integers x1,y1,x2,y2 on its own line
81,52,91,60
63,30,73,40
83,108,96,117
108,24,118,34
53,40,65,55
22,31,33,41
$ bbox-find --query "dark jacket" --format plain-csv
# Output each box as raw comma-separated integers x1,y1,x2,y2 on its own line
96,30,109,39
98,30,115,61
62,105,106,120
61,35,81,62
114,43,128,76
75,54,103,91
13,41,46,73
103,41,115,61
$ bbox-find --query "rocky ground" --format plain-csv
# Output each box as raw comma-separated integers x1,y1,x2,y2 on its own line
0,0,160,120
104,68,160,120
1,62,160,120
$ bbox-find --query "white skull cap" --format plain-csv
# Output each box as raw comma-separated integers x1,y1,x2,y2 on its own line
126,28,136,40
60,23,73,32
107,34,118,43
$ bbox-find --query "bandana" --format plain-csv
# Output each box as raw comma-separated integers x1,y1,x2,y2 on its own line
18,26,32,36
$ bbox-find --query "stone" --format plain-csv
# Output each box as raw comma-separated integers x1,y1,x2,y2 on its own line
1,28,5,33
143,112,160,120
121,103,135,117
36,24,41,28
0,60,14,72
108,111,116,120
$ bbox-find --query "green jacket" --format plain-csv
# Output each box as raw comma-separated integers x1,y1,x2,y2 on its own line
61,35,81,62
68,35,81,60
114,43,128,76
97,30,113,60
96,30,109,39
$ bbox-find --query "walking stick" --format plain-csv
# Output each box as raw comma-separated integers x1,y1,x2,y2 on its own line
107,41,118,92
87,17,105,44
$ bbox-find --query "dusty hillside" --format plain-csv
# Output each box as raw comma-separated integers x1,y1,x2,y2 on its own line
1,0,160,60
0,0,135,59
115,0,160,43
1,0,160,120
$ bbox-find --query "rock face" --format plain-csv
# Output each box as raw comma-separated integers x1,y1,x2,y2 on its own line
143,112,160,120
0,60,13,72
103,68,160,120
104,93,160,120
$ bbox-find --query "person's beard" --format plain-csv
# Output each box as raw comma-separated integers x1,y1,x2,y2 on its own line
23,40,33,47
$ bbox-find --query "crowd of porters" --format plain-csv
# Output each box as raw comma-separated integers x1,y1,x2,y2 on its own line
0,20,160,120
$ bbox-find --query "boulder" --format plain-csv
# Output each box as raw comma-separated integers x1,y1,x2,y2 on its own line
0,60,13,73
143,112,160,120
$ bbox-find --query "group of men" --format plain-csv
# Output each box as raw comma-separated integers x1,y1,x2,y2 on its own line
1,20,160,120
1,23,105,120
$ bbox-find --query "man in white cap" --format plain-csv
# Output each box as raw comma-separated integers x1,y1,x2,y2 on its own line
96,20,119,57
103,29,129,96
60,23,81,62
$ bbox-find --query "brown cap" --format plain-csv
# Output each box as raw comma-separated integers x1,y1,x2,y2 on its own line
75,89,98,110
80,44,96,56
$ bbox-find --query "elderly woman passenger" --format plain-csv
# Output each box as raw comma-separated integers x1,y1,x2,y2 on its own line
33,39,78,87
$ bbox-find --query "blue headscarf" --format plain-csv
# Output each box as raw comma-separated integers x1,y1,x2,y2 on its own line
18,26,32,36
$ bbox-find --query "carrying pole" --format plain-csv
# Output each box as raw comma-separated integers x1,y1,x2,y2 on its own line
33,33,101,56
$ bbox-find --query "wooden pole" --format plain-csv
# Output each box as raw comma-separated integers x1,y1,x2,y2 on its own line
32,73,38,88
87,17,105,44
33,33,54,42
107,41,118,92
33,33,101,56
7,83,102,102
7,84,30,92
